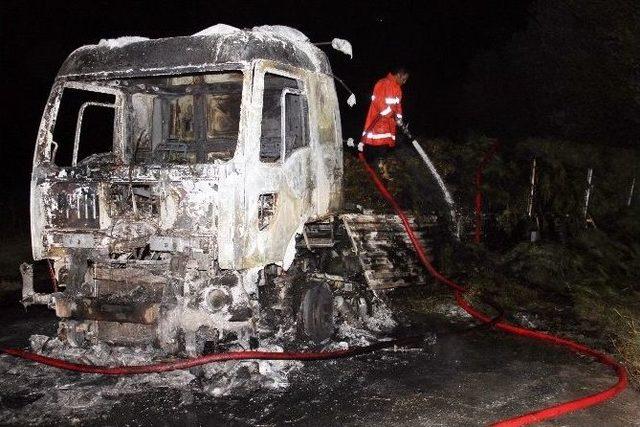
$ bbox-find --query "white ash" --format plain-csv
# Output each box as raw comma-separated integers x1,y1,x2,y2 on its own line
198,343,301,397
329,300,398,349
364,301,397,333
97,36,149,49
333,323,376,348
513,312,543,329
193,24,242,36
0,350,197,426
5,296,397,422
27,334,299,394
1,334,305,425
434,302,474,321
252,25,309,42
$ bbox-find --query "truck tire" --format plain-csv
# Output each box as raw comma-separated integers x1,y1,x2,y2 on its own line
299,282,335,342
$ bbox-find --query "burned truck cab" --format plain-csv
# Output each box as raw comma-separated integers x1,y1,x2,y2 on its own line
25,25,344,353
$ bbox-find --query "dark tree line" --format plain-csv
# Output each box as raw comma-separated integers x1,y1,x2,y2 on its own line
461,0,640,147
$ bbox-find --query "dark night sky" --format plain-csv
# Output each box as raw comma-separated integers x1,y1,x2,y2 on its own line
0,0,532,212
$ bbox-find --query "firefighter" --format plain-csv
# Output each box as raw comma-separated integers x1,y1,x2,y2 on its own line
359,67,409,179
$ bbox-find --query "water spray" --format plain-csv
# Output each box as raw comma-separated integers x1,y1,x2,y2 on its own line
396,122,460,237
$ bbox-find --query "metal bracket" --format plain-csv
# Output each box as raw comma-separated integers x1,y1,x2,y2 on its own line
20,262,54,307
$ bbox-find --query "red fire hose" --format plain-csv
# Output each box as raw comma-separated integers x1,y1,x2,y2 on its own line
357,151,628,426
0,151,628,427
474,139,501,244
1,336,420,375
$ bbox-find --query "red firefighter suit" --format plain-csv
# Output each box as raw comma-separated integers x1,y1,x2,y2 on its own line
361,73,403,147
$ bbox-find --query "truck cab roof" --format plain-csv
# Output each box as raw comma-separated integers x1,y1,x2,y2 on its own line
58,24,332,80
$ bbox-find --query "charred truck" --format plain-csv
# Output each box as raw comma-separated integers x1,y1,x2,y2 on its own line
22,25,436,355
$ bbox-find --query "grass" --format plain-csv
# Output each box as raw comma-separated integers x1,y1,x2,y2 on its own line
613,310,640,386
344,135,640,388
573,288,640,387
468,237,640,388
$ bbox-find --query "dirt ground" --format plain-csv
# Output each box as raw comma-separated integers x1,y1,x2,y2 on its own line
1,286,639,426
1,172,639,427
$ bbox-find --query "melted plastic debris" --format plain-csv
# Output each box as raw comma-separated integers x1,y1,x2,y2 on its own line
97,36,149,49
331,38,353,58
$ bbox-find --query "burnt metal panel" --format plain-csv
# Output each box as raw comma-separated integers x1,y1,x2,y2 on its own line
341,214,437,290
95,321,156,345
94,264,167,301
49,182,100,229
56,296,160,325
59,29,331,79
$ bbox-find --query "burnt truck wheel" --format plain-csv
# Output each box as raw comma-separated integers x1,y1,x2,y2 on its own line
299,283,335,342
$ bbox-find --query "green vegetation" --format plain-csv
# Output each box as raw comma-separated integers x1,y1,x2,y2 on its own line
344,136,640,386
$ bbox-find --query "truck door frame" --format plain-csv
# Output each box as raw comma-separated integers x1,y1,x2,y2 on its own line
240,60,315,269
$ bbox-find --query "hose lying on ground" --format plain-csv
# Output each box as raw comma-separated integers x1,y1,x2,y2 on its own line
1,336,422,375
357,150,628,427
0,150,628,427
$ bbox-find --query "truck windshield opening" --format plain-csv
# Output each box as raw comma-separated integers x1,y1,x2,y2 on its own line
127,71,243,164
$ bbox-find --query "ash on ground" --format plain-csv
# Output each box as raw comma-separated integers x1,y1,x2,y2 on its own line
1,334,302,425
0,295,410,426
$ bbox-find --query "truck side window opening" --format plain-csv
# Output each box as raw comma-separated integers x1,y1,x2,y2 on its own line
52,88,116,167
260,74,308,162
206,94,241,138
284,91,309,158
128,71,243,164
204,92,242,162
168,96,195,142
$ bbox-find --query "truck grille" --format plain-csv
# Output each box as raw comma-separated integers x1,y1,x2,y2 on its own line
50,184,100,229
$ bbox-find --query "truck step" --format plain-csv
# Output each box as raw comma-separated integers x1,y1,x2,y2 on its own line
301,220,335,249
